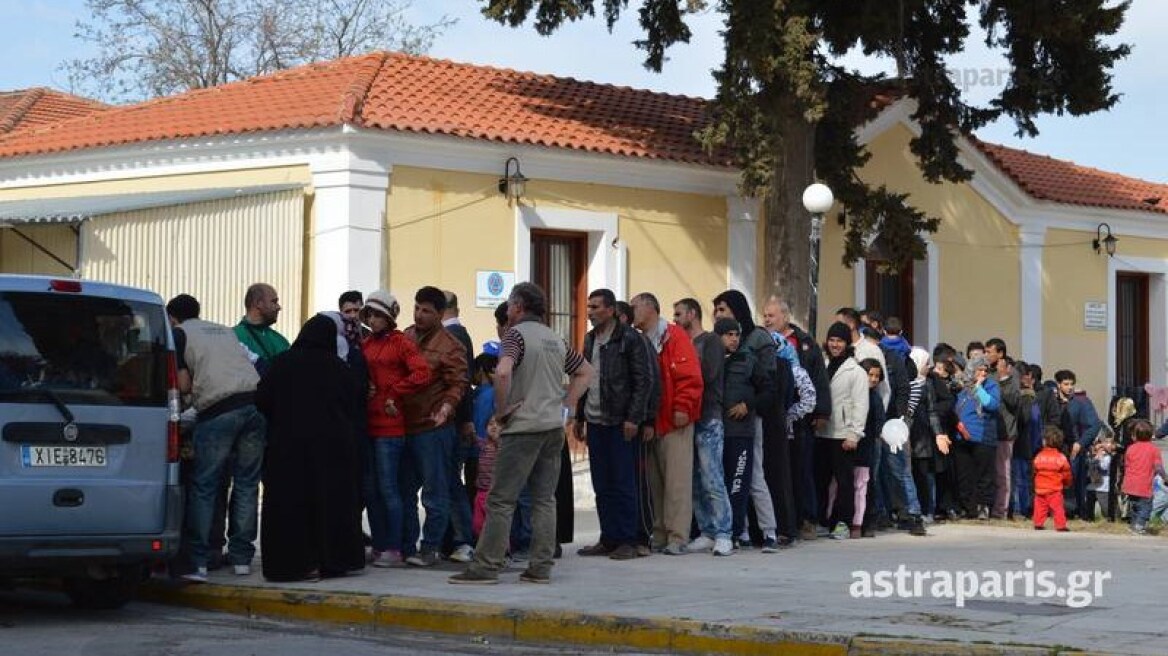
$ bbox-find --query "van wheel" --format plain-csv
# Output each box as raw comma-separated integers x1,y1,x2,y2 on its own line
65,566,141,610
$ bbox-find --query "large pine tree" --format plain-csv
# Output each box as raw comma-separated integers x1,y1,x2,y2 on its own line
481,0,1130,333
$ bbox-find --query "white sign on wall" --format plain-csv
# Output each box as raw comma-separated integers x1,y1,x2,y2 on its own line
1083,301,1107,331
475,270,515,308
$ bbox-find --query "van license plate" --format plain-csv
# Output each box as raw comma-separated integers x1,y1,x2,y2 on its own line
21,445,107,467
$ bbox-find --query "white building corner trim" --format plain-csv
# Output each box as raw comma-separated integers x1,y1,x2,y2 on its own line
1018,227,1046,364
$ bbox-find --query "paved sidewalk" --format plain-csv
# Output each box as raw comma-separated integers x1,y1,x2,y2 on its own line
144,519,1167,655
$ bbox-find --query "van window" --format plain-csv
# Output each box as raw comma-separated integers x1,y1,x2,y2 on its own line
0,291,168,406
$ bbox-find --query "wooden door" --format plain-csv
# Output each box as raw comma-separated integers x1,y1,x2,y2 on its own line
530,230,587,350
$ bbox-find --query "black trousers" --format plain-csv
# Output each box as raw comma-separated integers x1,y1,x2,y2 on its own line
762,413,798,540
953,440,996,516
814,438,855,528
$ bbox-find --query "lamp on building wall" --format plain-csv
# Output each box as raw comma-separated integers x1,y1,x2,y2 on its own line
498,157,528,204
1093,222,1118,257
802,182,834,340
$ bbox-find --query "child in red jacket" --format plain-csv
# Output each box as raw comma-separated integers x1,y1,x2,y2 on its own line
1033,426,1073,531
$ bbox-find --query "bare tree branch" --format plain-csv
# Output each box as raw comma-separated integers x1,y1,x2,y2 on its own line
62,0,455,103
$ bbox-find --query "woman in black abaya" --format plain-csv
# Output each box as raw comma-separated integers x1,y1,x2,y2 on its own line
256,314,365,581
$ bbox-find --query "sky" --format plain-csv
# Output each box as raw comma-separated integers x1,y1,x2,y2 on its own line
1,0,1163,183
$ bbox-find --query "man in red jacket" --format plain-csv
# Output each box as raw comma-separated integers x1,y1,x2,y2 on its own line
630,293,703,555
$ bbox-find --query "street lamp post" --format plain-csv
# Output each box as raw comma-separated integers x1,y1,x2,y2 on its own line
801,183,834,340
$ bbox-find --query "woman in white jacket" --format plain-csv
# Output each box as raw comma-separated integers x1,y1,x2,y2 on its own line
815,321,869,539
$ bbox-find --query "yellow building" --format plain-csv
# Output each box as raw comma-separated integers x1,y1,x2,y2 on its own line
1,54,1164,412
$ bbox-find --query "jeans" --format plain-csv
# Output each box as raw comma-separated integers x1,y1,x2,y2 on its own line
362,436,388,551
692,419,733,541
449,441,474,547
186,405,266,569
586,423,639,546
1010,458,1033,518
723,433,753,539
372,438,406,552
1130,495,1153,529
881,441,921,517
511,486,533,552
469,428,563,578
400,424,455,554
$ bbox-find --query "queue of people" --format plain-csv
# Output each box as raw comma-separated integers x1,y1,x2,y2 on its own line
164,281,1165,586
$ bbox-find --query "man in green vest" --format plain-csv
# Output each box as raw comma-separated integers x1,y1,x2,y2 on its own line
234,283,290,375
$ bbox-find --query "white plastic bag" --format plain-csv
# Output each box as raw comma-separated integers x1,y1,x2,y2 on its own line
881,417,909,453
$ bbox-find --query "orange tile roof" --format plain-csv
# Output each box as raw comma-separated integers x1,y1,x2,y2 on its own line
0,88,107,135
0,53,1162,217
0,52,727,166
972,139,1167,215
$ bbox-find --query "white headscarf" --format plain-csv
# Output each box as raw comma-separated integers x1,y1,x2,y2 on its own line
909,347,931,383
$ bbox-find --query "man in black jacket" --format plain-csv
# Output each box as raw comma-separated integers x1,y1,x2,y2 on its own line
573,289,655,560
442,291,477,562
764,297,830,540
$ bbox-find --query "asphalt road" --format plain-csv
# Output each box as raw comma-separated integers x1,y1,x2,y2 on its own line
0,588,647,656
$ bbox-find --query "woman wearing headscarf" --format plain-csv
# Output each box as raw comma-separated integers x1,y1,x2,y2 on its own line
952,355,1001,520
906,347,937,531
816,322,868,539
256,314,366,582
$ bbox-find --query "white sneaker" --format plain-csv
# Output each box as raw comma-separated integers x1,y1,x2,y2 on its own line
712,537,734,556
449,544,474,563
686,536,715,553
182,567,208,583
233,564,251,576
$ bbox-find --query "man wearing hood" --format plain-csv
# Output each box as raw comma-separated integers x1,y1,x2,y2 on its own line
713,290,793,549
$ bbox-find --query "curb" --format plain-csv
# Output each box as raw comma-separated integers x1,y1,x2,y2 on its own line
138,582,1079,655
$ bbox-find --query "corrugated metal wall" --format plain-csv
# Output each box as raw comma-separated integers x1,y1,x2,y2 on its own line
80,189,305,338
0,224,77,275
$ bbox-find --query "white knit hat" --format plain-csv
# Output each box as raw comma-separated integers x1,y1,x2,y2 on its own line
362,289,399,320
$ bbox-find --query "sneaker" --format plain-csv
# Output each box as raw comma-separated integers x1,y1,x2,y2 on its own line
1130,525,1147,535
182,567,208,583
830,522,849,540
712,537,734,556
449,544,474,563
977,506,990,521
449,570,498,585
372,550,404,568
687,536,715,553
662,542,687,556
406,550,439,567
635,544,651,558
576,542,612,557
736,535,753,550
760,537,779,553
233,564,251,576
608,543,638,560
815,525,831,538
776,535,794,549
799,521,818,541
519,570,550,584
